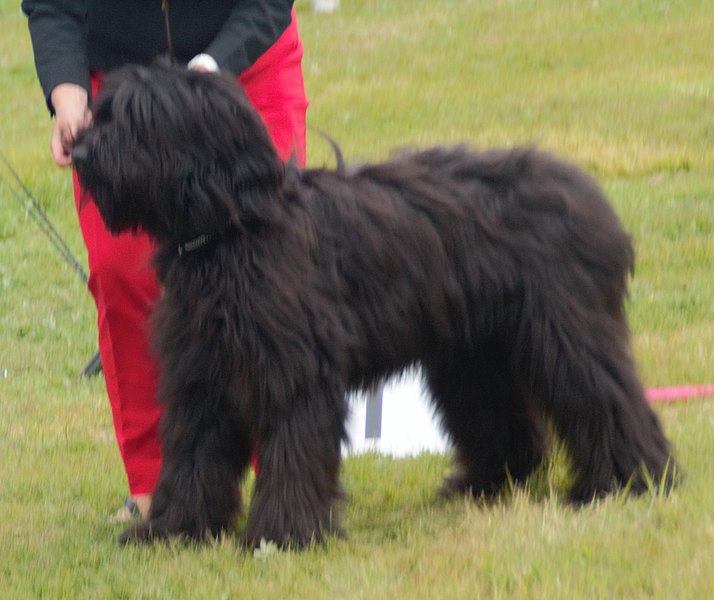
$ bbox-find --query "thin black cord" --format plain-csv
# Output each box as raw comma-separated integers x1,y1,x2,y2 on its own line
0,149,102,377
0,149,89,284
161,0,175,61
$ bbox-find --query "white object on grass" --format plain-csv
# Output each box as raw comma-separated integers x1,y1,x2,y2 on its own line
344,369,450,456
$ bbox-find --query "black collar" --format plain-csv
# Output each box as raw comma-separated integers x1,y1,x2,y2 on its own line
177,233,214,256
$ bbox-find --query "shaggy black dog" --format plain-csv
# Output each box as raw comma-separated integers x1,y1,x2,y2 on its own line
73,62,675,548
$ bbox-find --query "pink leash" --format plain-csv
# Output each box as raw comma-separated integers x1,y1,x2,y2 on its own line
646,383,714,403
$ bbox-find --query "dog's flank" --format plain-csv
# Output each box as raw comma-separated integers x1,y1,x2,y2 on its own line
73,62,677,549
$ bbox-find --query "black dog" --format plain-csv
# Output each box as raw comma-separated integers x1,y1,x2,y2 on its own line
73,62,675,547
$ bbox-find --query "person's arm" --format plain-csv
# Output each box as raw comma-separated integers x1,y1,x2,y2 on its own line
202,0,294,74
22,0,92,166
22,0,91,114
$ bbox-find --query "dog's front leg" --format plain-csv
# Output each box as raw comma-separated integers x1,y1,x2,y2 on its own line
119,391,253,544
245,392,347,549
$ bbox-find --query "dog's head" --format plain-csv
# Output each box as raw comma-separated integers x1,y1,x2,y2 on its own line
73,61,283,242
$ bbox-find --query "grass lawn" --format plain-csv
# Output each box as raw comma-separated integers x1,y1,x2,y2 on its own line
1,0,712,597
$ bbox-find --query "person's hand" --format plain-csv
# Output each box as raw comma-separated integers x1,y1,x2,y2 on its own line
187,54,219,73
49,83,92,167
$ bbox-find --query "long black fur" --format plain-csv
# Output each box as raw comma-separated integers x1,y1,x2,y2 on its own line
73,62,676,548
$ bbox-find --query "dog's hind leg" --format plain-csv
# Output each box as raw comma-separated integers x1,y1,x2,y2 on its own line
244,385,348,548
119,391,253,544
426,347,549,499
519,301,676,503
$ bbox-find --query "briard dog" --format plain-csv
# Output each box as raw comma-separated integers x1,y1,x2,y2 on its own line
72,62,675,548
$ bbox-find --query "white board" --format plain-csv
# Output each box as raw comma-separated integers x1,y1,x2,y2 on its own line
344,369,451,456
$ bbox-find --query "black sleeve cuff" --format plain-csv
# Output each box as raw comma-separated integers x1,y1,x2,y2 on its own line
23,1,91,115
204,0,294,74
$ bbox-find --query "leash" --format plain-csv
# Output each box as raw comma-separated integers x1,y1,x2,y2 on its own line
161,0,176,62
0,149,88,284
0,148,102,377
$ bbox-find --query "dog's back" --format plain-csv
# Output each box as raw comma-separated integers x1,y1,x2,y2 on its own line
295,146,633,324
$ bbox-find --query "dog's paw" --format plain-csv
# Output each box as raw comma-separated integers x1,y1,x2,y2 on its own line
119,517,229,545
244,518,343,551
438,472,472,499
244,529,320,551
119,520,154,545
438,472,502,501
118,519,178,545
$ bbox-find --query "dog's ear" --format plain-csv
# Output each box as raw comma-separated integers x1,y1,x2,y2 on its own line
174,73,287,228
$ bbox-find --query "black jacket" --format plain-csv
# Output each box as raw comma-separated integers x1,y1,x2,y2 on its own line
22,0,295,113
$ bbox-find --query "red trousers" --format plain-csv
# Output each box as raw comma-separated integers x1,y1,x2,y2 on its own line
72,12,308,495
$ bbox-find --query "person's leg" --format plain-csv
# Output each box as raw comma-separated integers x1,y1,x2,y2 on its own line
239,8,308,167
72,72,162,519
73,170,163,516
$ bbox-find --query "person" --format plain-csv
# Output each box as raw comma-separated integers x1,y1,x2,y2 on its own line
22,0,308,521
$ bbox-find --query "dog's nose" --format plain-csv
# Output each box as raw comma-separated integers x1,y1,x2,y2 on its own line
72,143,88,165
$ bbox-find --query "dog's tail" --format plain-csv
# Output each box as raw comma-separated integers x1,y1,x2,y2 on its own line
309,127,346,173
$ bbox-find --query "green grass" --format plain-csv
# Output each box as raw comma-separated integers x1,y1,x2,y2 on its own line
1,0,713,597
